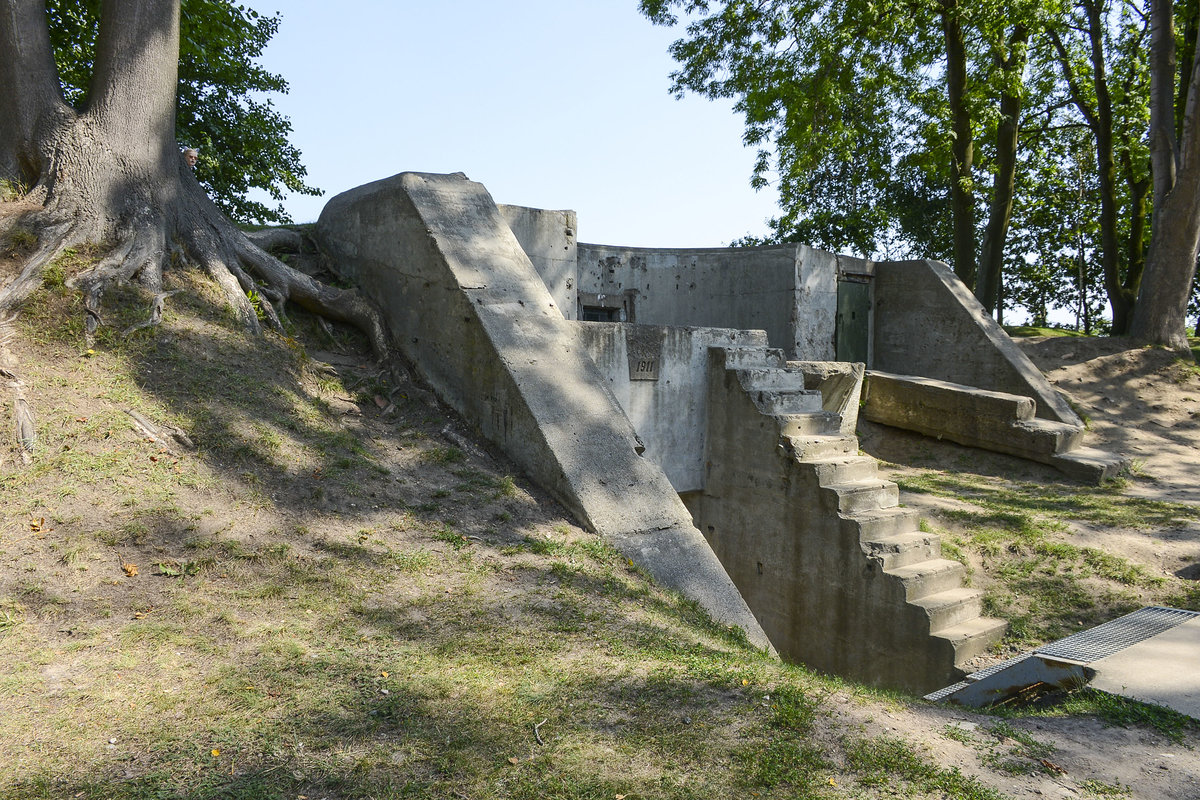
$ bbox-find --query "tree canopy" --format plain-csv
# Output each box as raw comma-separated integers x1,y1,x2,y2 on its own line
45,0,320,225
643,0,1200,345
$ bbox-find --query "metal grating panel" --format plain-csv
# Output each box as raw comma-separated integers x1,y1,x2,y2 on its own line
1035,606,1199,664
923,654,1032,702
923,681,969,703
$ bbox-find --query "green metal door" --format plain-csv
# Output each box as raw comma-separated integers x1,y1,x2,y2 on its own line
836,278,871,363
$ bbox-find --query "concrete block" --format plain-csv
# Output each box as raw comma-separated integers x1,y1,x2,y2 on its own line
912,588,984,631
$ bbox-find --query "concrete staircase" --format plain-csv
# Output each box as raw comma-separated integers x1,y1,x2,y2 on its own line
790,415,1008,674
690,347,1006,692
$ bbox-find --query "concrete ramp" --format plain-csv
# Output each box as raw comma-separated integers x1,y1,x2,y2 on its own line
316,172,770,650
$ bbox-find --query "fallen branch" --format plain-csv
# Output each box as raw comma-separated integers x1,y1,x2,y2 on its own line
125,408,194,451
533,718,547,746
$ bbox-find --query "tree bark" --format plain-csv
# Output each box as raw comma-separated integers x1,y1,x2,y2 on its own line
1151,0,1179,210
1131,1,1200,351
0,0,392,368
0,0,70,186
977,24,1028,314
942,0,977,290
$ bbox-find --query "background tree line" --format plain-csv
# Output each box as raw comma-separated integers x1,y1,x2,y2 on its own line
641,0,1200,347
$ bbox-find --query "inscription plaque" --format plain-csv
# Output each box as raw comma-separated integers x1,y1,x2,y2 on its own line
626,328,661,381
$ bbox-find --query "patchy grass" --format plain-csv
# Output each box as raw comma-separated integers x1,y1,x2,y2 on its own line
1003,688,1200,745
2,251,1196,799
896,471,1200,647
1003,326,1088,338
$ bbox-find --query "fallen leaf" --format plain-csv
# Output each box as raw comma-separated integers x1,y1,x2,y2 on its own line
29,517,45,532
122,563,138,577
149,455,158,462
507,756,520,765
381,671,389,678
75,417,88,423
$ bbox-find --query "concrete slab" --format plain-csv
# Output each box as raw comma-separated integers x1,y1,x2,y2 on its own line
1088,616,1200,720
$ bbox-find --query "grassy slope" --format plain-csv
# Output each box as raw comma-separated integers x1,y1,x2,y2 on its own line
0,254,1196,799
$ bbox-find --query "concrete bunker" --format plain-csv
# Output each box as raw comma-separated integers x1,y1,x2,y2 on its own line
315,171,1126,694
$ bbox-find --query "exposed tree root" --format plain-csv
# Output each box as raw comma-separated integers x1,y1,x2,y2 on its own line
0,314,33,463
122,289,182,336
0,219,77,310
0,177,396,467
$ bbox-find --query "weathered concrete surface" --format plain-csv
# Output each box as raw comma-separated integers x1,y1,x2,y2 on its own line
498,204,578,320
793,360,864,436
1086,616,1200,720
578,323,768,493
576,243,801,355
686,347,1004,693
873,260,1079,424
862,371,1128,482
315,172,770,650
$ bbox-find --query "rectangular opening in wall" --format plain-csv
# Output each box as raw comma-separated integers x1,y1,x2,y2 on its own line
578,291,636,323
581,305,624,322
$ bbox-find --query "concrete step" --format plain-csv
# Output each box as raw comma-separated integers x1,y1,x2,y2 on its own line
805,454,879,484
934,617,1008,665
736,367,809,392
752,388,825,415
887,558,967,601
1012,418,1086,458
1051,446,1131,484
821,478,899,514
911,587,984,632
779,412,842,437
861,529,941,570
786,434,858,460
722,347,786,370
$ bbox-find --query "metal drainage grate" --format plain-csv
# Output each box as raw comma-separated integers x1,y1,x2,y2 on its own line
923,654,1040,702
1035,606,1199,664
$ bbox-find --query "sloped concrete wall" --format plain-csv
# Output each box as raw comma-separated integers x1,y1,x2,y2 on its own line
315,172,770,650
577,323,768,493
873,260,1079,424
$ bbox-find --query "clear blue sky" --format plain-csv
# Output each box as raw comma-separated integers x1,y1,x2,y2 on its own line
253,0,781,247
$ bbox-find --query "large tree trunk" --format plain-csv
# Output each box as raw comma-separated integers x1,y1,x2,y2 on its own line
1131,0,1200,351
942,0,977,290
0,0,391,459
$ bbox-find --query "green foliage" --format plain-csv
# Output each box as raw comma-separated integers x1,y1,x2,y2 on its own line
44,0,320,225
642,0,1163,331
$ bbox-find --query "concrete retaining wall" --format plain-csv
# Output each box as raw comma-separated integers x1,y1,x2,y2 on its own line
872,260,1079,424
577,323,769,493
